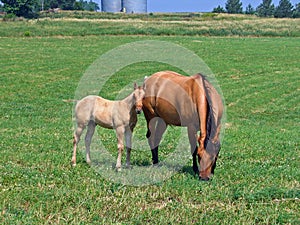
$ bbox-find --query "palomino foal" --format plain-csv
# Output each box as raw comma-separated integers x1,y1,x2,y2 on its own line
72,83,145,170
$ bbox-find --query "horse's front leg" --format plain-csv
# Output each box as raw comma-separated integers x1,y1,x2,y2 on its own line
115,126,125,171
125,128,132,168
188,126,199,174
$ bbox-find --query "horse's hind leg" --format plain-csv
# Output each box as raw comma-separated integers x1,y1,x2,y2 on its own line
147,117,167,164
72,124,85,166
85,121,96,164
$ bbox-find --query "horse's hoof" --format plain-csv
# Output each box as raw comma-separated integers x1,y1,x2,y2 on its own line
152,160,159,165
146,130,151,138
116,167,122,172
199,176,210,181
193,167,199,174
72,163,76,167
126,165,132,169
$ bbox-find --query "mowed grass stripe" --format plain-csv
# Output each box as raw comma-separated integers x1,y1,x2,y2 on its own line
226,74,299,108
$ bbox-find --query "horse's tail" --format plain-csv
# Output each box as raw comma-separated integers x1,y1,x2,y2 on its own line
200,74,224,156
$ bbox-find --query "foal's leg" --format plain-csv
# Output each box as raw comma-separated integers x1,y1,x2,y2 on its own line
115,126,125,171
85,120,96,164
124,128,132,168
72,124,85,166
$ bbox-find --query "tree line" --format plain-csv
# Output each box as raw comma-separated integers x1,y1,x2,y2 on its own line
0,0,99,18
214,0,300,18
0,0,299,19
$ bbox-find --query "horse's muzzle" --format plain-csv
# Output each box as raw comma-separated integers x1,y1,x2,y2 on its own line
136,109,142,114
199,169,213,181
199,175,211,181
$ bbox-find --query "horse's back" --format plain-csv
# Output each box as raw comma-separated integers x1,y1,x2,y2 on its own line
145,71,203,91
146,71,191,84
144,71,204,126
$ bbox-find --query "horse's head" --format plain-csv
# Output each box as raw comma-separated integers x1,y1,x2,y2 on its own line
133,83,145,114
199,140,220,181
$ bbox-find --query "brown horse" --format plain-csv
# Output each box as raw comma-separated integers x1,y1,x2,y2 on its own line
72,83,145,170
142,71,223,181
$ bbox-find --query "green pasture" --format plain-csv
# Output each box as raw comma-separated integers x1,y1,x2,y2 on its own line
1,12,300,37
0,18,299,224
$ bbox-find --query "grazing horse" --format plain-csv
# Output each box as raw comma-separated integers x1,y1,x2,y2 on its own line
72,83,145,170
142,71,223,181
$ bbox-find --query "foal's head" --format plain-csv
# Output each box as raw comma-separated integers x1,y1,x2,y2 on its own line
133,83,145,114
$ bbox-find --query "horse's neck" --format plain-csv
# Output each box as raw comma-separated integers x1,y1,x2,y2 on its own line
121,93,135,111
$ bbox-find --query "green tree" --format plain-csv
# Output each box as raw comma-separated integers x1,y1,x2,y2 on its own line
74,0,84,10
245,4,255,14
225,0,243,14
212,5,226,13
293,3,300,18
73,0,99,11
256,0,275,17
274,0,293,18
46,0,75,10
63,0,76,10
1,0,38,18
84,0,99,11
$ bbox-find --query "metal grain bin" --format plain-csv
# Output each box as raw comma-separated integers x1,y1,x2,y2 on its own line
101,0,122,12
122,0,147,13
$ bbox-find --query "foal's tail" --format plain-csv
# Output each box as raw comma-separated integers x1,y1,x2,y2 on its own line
62,99,78,103
200,74,224,155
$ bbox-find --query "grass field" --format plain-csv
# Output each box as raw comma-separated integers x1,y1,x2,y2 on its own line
0,15,299,224
1,12,300,37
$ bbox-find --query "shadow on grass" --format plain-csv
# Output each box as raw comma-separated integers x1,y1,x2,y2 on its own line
181,165,198,177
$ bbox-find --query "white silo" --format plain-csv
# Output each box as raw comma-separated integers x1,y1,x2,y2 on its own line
122,0,147,13
101,0,122,13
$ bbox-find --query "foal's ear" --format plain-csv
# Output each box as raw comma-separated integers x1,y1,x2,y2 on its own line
143,82,146,90
134,82,138,89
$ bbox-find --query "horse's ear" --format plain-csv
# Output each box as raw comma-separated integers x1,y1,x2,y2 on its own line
134,82,138,89
143,82,146,90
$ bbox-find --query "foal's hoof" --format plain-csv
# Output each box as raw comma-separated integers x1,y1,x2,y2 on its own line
116,167,122,172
